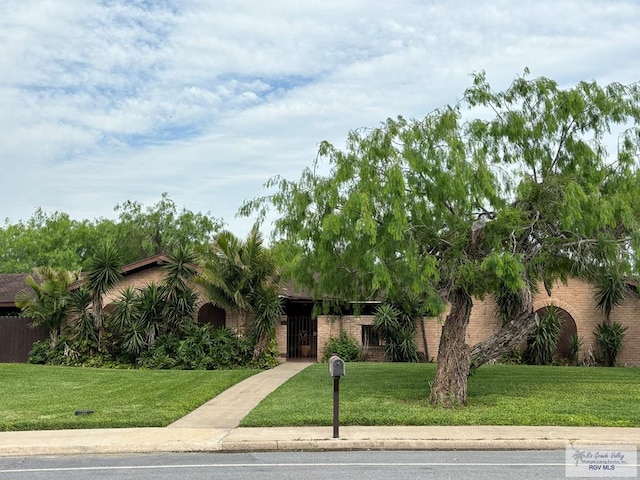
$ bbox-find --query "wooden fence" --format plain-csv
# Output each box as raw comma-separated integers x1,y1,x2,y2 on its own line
0,316,48,362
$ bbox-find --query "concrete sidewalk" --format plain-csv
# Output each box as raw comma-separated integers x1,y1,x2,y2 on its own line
1,361,639,456
1,425,639,456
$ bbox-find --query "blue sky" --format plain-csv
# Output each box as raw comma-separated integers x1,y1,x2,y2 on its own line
2,0,640,237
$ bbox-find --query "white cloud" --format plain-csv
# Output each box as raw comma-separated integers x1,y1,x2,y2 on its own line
1,0,639,238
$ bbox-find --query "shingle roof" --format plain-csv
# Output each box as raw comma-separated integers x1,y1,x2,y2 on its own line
0,274,30,307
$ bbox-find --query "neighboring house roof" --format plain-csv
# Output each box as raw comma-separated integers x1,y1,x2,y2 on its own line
280,279,312,301
120,254,171,276
0,273,30,308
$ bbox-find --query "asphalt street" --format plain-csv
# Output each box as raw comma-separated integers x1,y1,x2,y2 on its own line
0,450,601,480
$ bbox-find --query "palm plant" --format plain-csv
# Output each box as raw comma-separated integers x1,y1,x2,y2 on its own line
85,239,122,351
373,301,420,362
68,286,97,345
525,305,564,365
568,333,584,365
593,272,629,366
161,245,199,334
15,267,78,348
594,273,628,324
250,286,284,361
136,282,164,347
196,226,281,361
594,321,627,367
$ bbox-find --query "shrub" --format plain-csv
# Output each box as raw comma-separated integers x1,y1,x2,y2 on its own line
594,321,627,367
322,329,361,362
568,334,584,365
501,349,524,365
27,340,50,364
373,303,420,362
138,325,258,370
27,337,129,368
525,306,564,365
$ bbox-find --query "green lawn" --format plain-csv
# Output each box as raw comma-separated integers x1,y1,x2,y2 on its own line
0,364,259,431
241,363,640,427
4,363,640,431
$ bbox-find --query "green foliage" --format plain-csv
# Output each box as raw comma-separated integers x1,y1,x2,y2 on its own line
501,349,524,365
594,321,627,367
161,245,199,333
0,210,114,273
27,340,51,364
322,329,362,362
14,267,79,346
86,239,123,299
374,302,420,363
84,238,123,352
0,193,221,273
568,334,584,365
138,326,258,370
594,273,628,322
196,226,282,360
113,192,221,263
69,286,97,344
105,246,201,358
243,70,640,405
27,337,128,368
525,306,564,365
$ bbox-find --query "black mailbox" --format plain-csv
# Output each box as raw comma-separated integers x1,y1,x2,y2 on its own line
328,354,346,377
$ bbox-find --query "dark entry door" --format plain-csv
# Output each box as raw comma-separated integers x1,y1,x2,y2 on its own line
287,316,317,360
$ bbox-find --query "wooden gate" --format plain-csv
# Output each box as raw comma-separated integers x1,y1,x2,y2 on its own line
0,316,48,362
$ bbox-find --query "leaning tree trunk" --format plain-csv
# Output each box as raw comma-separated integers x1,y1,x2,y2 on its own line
93,294,105,353
420,318,429,362
470,284,537,369
429,289,473,407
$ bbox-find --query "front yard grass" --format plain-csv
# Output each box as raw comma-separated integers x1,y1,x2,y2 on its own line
241,363,640,427
0,363,259,431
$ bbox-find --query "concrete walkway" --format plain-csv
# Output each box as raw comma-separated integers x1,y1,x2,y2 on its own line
1,361,640,456
168,361,311,429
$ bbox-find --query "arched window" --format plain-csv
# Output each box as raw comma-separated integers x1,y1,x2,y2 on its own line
198,303,226,330
535,306,577,359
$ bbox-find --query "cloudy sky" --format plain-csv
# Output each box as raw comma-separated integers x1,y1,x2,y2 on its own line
1,0,639,236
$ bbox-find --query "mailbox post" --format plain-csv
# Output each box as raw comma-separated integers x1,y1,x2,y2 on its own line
328,354,345,439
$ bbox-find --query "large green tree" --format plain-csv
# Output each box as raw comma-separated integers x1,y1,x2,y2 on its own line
113,193,222,263
244,71,640,406
0,210,115,273
0,194,221,273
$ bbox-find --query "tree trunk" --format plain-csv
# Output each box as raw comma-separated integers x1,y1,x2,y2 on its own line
93,294,105,353
420,318,429,362
470,285,537,369
253,334,269,362
429,289,473,407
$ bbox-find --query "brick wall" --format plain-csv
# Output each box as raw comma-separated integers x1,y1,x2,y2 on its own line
316,278,640,365
275,319,287,357
103,269,167,305
104,266,640,365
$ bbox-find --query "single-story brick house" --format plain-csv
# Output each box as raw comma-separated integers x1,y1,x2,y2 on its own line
3,255,640,364
99,255,640,365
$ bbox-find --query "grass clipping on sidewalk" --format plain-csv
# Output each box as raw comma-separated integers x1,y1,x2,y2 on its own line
241,363,640,428
0,364,259,431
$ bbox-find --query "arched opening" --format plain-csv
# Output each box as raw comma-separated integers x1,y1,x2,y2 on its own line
534,305,577,360
198,303,226,330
